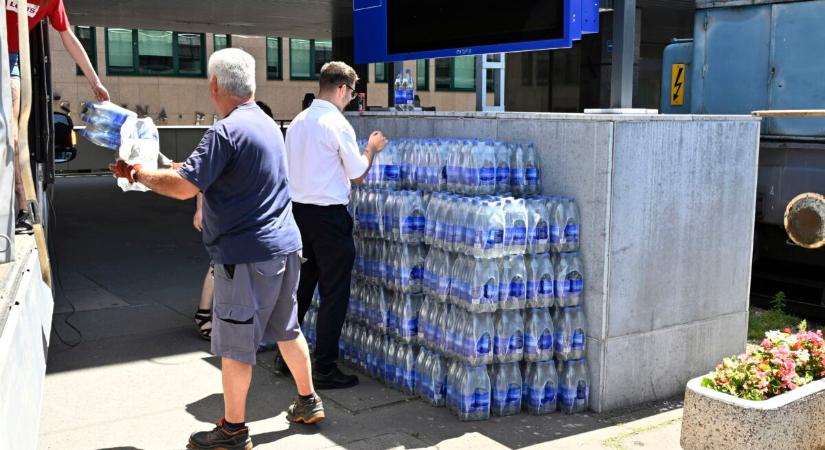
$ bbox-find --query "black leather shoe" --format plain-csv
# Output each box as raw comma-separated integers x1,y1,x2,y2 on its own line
312,366,359,390
274,353,291,377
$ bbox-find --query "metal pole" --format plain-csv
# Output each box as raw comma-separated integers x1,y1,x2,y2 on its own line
610,0,636,108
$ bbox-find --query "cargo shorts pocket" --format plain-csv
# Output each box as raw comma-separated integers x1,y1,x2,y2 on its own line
251,256,286,278
214,304,256,350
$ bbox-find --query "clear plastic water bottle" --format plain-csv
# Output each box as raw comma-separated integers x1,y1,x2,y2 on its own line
524,307,554,362
510,144,527,197
555,252,584,307
562,197,581,252
527,253,555,308
490,362,522,417
463,312,494,366
554,305,587,361
527,197,550,254
429,352,447,407
394,72,404,111
501,255,527,310
523,360,559,415
404,69,415,111
478,141,497,196
495,141,511,194
458,364,491,421
400,344,416,394
494,309,524,363
524,144,541,196
559,358,590,414
398,293,421,343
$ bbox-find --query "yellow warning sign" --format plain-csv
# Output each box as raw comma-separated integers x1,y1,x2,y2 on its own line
671,64,686,106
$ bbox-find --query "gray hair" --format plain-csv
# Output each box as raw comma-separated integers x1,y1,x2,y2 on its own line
208,48,256,98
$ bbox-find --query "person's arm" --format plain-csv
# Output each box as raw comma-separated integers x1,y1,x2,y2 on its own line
347,130,388,185
193,193,204,232
59,29,109,101
109,161,199,200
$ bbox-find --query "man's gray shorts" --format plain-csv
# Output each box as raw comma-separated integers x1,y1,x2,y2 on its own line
211,252,302,365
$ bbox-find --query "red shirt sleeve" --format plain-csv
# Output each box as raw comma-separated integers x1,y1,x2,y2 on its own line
48,0,70,32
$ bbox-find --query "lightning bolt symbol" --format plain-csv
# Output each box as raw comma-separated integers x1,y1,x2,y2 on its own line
673,66,684,101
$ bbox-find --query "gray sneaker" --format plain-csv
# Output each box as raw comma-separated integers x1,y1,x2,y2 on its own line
286,394,325,424
15,210,33,235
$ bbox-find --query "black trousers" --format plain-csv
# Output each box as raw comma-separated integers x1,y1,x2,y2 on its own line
293,202,355,373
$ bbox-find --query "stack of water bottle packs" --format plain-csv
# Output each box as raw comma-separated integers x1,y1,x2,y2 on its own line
307,138,590,421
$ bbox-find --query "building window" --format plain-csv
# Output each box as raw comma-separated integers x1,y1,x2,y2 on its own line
289,38,332,80
213,34,231,51
75,26,96,76
416,59,429,91
374,63,389,83
435,56,476,91
266,37,283,80
105,28,206,77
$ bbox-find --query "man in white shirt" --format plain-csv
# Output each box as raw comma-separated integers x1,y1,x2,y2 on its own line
285,61,387,389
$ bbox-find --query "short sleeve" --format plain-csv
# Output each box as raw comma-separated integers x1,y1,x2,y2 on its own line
334,123,368,180
48,0,70,32
177,127,233,192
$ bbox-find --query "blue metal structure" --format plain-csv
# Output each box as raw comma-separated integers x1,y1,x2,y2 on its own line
662,0,825,137
354,0,600,64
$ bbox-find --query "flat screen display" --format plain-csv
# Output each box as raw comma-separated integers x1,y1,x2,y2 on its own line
387,0,565,55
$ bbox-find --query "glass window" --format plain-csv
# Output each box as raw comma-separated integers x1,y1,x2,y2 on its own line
75,26,96,75
314,40,332,76
453,56,475,90
106,28,134,73
266,37,282,79
177,33,204,75
375,63,388,82
107,29,206,77
416,59,429,91
137,30,174,74
213,34,230,51
290,39,311,79
435,58,451,90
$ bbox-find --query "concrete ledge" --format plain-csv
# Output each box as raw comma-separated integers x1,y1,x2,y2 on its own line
681,375,825,450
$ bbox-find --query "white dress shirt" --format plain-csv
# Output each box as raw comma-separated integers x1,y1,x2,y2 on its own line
285,99,368,206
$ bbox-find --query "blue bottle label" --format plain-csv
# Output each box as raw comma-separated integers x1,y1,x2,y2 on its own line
483,282,498,301
539,329,554,350
544,383,557,403
509,331,524,351
560,386,576,407
401,217,417,235
510,280,525,298
385,165,400,181
511,169,525,185
512,226,527,245
479,167,496,185
556,279,571,296
496,166,510,184
572,330,585,350
577,382,588,401
524,334,538,355
487,229,504,246
526,280,536,299
539,278,554,297
476,333,493,355
549,225,561,244
564,224,579,241
535,224,549,241
412,266,424,281
494,336,507,355
507,385,522,405
570,278,584,293
492,387,507,408
416,216,426,233
527,387,545,408
554,331,567,352
401,319,418,337
406,89,414,104
526,167,539,186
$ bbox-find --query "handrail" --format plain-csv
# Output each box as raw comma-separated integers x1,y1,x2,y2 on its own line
752,110,825,118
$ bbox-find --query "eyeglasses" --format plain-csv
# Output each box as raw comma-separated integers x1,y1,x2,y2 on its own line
342,84,358,101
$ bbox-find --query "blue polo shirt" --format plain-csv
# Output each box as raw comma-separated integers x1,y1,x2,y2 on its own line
178,102,302,264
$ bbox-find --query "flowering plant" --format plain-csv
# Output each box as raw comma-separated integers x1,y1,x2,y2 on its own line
701,323,825,400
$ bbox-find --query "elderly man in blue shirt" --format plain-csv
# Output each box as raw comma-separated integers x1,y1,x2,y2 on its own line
111,48,323,450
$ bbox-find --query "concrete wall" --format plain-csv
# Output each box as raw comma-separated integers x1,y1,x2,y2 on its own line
346,111,761,412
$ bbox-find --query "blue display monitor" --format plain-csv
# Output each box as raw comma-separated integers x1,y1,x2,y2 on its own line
354,0,596,64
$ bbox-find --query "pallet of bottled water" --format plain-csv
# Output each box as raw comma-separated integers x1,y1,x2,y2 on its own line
318,138,589,421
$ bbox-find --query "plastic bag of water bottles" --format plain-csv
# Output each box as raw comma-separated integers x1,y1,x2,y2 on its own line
81,102,162,193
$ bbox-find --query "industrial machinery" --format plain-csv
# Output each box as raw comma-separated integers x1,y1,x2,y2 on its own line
661,0,825,317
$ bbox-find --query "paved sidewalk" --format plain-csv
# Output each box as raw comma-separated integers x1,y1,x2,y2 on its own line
38,177,685,449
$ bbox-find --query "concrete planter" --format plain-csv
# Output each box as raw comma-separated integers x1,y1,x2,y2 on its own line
681,374,825,450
